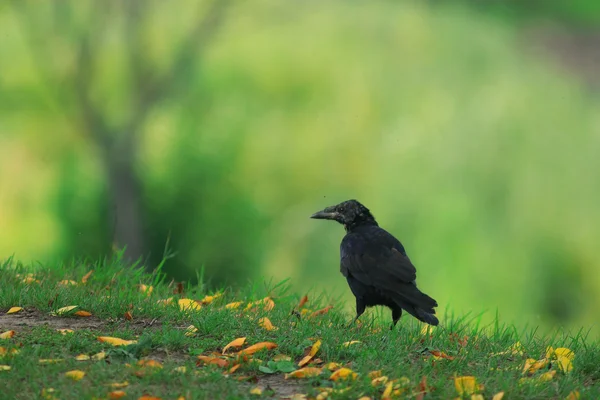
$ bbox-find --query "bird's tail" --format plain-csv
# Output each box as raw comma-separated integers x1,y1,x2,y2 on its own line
415,308,439,326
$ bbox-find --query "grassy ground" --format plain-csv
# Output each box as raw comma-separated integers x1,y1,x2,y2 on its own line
0,257,598,399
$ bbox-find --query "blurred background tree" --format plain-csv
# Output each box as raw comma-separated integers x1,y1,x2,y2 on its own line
1,0,599,336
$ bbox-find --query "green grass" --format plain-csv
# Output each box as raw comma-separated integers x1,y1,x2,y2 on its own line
1,257,598,399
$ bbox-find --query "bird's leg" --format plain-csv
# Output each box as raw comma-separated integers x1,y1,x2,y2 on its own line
346,298,366,328
390,307,403,330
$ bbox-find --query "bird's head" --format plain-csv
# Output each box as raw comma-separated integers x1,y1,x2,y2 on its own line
310,199,377,230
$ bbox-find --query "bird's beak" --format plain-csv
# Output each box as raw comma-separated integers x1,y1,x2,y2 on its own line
310,209,338,220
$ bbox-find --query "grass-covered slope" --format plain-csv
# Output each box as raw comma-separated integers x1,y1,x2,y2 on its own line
0,258,598,399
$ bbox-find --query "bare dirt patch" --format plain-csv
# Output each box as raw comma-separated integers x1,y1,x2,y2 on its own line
0,308,161,332
248,374,305,399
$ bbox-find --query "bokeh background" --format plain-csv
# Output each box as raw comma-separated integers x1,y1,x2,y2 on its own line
2,0,600,337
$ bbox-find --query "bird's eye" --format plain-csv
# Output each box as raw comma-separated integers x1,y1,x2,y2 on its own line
339,207,345,212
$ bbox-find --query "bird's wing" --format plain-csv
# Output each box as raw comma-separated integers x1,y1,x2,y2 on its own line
340,227,417,288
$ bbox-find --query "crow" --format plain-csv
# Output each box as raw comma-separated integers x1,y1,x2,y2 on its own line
311,199,439,329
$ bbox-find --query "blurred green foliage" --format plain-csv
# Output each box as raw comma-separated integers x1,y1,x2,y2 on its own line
1,1,599,336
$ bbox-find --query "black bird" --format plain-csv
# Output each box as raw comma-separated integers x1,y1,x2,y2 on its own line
311,199,439,328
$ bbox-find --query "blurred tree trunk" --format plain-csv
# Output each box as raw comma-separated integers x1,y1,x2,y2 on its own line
105,150,145,263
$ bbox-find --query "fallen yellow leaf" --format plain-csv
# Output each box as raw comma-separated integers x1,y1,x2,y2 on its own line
0,347,19,357
97,336,137,346
249,387,263,395
138,359,163,368
368,370,382,379
259,317,277,331
0,365,11,371
58,280,77,286
0,331,15,339
65,370,85,381
471,395,484,400
273,354,292,362
39,359,64,364
75,354,91,361
74,310,92,317
371,376,389,386
237,342,278,356
342,340,361,347
51,306,78,316
138,396,162,400
222,337,246,354
539,370,556,382
108,391,127,399
557,355,573,373
107,382,129,389
566,390,580,400
201,293,222,305
184,325,198,337
178,298,201,312
156,298,173,306
225,301,243,309
228,364,241,374
382,382,394,398
92,351,106,360
330,367,357,381
57,329,74,335
491,392,505,400
324,362,342,371
7,307,22,314
173,366,187,373
285,367,322,379
138,284,153,296
81,270,94,283
41,388,57,400
546,346,574,360
298,340,321,367
357,397,371,400
454,376,477,396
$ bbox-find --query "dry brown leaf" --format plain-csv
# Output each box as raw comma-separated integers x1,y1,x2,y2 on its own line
97,336,137,346
415,376,428,400
228,364,241,374
285,367,322,379
222,337,246,354
429,350,455,360
298,295,308,309
81,270,94,283
74,310,92,317
237,342,278,356
138,396,162,400
310,306,333,317
124,311,133,321
108,391,127,399
197,355,229,368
